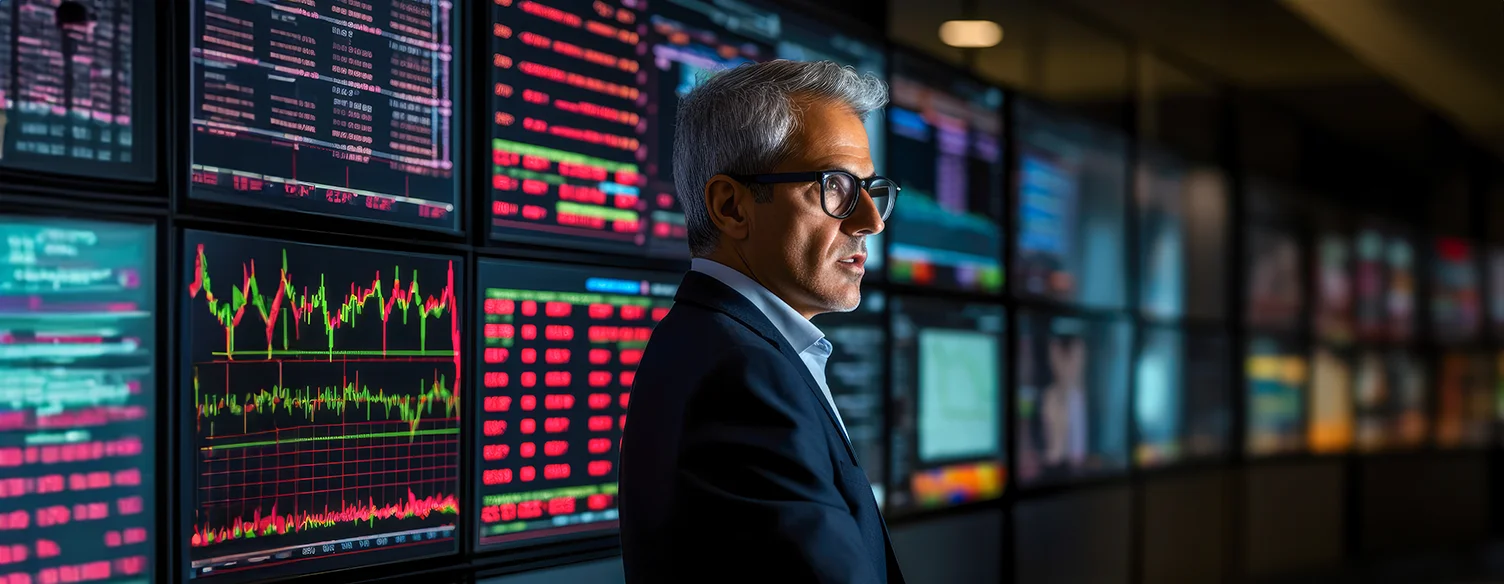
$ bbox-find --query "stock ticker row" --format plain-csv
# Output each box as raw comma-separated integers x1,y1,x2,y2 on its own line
1,0,1502,583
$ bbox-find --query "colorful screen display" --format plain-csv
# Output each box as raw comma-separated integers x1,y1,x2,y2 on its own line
1353,350,1427,451
1246,226,1304,331
811,291,886,501
1135,150,1228,320
1430,237,1482,343
1134,328,1230,466
1014,101,1128,309
1353,227,1416,342
0,0,153,178
889,297,1003,513
1313,233,1353,343
472,259,675,548
1490,247,1504,338
184,232,461,581
0,216,155,584
1016,313,1131,484
189,0,460,230
1307,346,1353,453
1435,352,1491,448
886,53,1004,293
1246,336,1307,456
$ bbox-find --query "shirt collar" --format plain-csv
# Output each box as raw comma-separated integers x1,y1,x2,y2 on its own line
689,258,825,354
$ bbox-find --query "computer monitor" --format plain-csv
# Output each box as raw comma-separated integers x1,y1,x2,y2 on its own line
0,0,155,179
1313,233,1354,344
1430,237,1482,343
0,215,156,583
1135,148,1228,321
1353,226,1416,342
1490,247,1504,339
1246,225,1304,331
189,0,461,231
1135,327,1230,466
1013,100,1129,309
472,258,676,549
1353,350,1427,451
1016,312,1132,485
1307,346,1353,454
888,296,1004,514
183,231,461,582
1435,352,1491,448
1245,336,1307,457
811,291,887,502
885,51,1004,293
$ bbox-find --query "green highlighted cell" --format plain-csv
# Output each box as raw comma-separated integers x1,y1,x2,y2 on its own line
556,201,638,223
493,139,639,173
206,428,459,451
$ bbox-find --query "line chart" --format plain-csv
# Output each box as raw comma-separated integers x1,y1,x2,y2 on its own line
184,230,462,581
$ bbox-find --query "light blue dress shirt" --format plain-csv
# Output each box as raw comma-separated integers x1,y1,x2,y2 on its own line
690,258,848,438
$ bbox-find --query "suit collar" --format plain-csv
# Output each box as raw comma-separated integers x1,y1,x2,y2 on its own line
687,258,824,354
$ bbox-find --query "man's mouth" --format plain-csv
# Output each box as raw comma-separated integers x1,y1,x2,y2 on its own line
837,254,866,270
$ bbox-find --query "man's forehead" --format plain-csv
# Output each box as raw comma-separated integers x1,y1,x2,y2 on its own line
787,101,874,175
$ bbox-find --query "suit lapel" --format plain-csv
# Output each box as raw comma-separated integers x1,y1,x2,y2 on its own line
674,271,858,460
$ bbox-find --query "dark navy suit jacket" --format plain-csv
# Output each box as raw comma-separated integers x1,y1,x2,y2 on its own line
619,271,904,583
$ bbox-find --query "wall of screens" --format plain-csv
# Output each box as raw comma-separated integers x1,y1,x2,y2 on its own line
6,0,1504,582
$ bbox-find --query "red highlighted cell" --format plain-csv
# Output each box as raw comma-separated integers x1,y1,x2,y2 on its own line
619,392,631,408
522,301,538,316
520,466,536,482
545,371,572,387
521,419,537,434
482,469,513,485
545,348,571,364
620,371,636,386
548,496,576,515
521,395,537,411
544,417,571,433
589,303,614,319
521,348,537,364
588,416,613,432
545,325,575,341
484,348,508,363
620,304,645,320
545,394,575,410
589,349,612,364
544,441,569,456
544,464,571,480
520,442,536,458
483,420,507,436
521,324,537,340
587,438,612,454
521,372,537,388
588,460,613,477
652,307,670,321
588,371,612,387
483,444,510,461
587,493,611,510
588,393,612,409
545,301,573,317
484,395,512,412
484,372,510,388
619,349,643,365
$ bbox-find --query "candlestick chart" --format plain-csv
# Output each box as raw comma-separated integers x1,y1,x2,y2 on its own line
183,231,460,582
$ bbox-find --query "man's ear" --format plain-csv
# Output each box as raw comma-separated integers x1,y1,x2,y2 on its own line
704,174,752,241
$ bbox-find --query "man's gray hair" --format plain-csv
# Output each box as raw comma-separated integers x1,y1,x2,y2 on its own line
672,59,888,256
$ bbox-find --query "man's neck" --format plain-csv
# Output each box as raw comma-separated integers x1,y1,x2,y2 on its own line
696,251,816,320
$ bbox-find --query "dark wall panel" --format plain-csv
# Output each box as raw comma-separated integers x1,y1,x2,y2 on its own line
479,558,624,584
1244,460,1346,579
891,509,1005,584
1359,452,1490,554
1143,470,1230,584
1015,486,1133,584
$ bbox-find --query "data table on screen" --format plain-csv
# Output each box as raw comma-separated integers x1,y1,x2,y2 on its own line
885,53,1004,293
473,259,676,548
1353,350,1427,451
183,231,461,582
1430,237,1483,344
0,216,155,584
888,296,1004,515
0,0,153,179
189,0,459,230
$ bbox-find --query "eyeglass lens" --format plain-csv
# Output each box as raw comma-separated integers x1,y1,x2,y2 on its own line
822,172,894,220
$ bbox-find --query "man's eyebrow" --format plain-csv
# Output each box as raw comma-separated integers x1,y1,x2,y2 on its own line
813,160,875,177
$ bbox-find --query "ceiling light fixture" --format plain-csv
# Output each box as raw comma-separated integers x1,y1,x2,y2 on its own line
939,20,1003,48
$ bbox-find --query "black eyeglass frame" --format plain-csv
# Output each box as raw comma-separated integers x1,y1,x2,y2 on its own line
726,170,900,220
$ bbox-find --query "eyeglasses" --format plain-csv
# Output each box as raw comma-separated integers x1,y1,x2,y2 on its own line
728,170,899,221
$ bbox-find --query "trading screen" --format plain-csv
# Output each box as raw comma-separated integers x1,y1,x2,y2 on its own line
1353,350,1426,451
472,259,675,548
811,291,887,501
1313,233,1354,344
1246,225,1304,331
1490,248,1504,338
1134,328,1230,466
488,0,780,257
189,0,460,230
1014,100,1129,309
1430,237,1482,343
0,216,154,584
1135,150,1229,321
888,297,1004,513
184,232,460,581
1435,352,1491,448
1016,312,1131,485
1307,346,1353,454
0,0,151,178
1245,336,1307,456
885,52,1004,293
1353,226,1416,342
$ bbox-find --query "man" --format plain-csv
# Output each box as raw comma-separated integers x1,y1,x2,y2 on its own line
619,59,904,583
